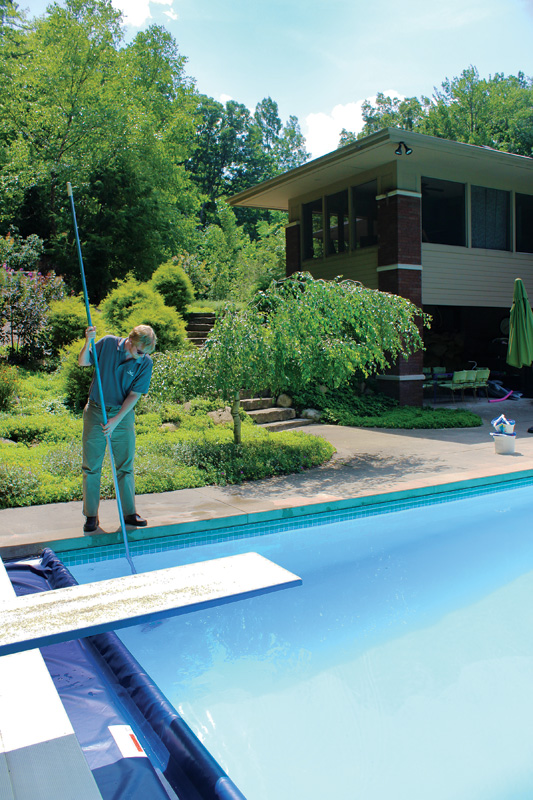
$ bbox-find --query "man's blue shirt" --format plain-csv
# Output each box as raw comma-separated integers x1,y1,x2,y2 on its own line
88,336,153,407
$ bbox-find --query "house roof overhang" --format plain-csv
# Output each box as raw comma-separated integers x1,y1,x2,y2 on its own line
229,128,533,211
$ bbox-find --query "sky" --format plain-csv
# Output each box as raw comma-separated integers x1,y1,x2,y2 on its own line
25,0,533,158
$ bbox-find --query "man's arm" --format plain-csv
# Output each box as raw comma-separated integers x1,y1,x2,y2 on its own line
102,392,143,437
78,326,96,366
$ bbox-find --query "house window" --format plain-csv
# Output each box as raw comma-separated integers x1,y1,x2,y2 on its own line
471,185,510,251
422,177,465,246
326,190,349,255
516,193,533,253
302,198,324,260
352,180,378,248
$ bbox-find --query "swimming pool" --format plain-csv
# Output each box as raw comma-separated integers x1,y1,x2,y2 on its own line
69,481,533,799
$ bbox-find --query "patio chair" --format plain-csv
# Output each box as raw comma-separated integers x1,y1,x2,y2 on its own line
463,370,478,398
473,368,490,399
439,370,468,401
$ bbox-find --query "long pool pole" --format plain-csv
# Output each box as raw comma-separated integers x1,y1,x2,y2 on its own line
66,182,136,575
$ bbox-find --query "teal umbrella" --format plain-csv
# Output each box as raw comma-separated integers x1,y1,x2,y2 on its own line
507,278,533,369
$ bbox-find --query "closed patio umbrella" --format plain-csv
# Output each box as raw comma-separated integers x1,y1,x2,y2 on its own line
507,278,533,369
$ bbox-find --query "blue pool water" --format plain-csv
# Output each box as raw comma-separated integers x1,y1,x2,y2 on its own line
71,483,533,799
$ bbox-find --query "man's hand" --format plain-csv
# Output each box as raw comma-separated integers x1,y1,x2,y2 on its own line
102,415,120,437
79,326,97,367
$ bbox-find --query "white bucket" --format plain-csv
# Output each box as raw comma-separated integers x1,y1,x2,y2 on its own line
492,433,516,454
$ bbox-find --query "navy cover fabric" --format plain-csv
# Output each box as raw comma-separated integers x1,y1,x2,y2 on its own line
6,549,247,800
6,555,170,800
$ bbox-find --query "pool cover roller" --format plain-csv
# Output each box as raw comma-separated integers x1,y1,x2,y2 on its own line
6,550,247,800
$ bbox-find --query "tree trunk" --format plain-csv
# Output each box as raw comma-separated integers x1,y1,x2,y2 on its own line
231,391,241,445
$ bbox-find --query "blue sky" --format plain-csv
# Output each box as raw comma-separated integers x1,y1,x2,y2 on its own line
26,0,533,157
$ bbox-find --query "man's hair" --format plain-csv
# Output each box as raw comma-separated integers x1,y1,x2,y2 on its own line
129,325,157,354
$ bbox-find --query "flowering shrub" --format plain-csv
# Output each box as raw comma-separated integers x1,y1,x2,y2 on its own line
0,264,66,364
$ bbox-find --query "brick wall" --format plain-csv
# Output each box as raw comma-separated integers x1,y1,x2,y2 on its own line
285,224,301,276
376,192,424,405
377,194,421,267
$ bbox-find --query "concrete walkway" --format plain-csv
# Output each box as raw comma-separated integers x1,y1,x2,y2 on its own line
2,398,533,558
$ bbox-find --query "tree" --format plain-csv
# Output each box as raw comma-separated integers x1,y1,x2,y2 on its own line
340,93,428,145
342,67,533,158
0,1,203,298
203,306,273,444
262,274,428,394
201,273,428,443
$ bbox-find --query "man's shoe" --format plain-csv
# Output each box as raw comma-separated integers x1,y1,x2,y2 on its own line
83,516,99,532
528,427,533,434
124,513,147,527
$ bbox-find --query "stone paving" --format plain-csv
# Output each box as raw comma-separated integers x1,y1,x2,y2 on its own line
1,397,532,558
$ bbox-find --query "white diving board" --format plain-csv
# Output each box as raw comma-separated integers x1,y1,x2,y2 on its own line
0,552,301,657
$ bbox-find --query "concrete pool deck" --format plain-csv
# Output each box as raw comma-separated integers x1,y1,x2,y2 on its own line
1,397,533,559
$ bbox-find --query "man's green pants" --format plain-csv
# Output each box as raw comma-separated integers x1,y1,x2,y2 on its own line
82,400,136,518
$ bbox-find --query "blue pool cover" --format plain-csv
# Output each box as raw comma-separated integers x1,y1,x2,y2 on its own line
6,549,246,800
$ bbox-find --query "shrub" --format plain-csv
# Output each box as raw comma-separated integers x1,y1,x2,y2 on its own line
123,303,187,352
100,277,166,328
171,427,335,485
45,295,92,356
0,413,82,443
150,260,195,316
0,463,41,509
0,266,66,365
321,405,482,429
58,339,95,410
0,362,19,410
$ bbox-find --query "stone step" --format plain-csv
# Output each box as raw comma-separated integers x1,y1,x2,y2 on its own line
247,407,296,425
186,323,214,332
240,397,275,411
187,314,216,323
259,418,316,432
187,336,207,347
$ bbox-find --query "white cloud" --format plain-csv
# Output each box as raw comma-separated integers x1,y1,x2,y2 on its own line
219,94,233,105
164,8,178,20
304,90,404,159
112,0,175,27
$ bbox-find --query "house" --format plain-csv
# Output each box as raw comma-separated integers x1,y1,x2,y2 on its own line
229,128,533,405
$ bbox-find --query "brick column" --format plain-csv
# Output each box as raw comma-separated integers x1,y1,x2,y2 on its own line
285,222,301,277
376,191,424,406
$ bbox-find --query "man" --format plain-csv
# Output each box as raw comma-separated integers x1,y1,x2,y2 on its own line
78,324,157,532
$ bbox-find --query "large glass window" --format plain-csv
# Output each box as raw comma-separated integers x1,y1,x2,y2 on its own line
352,180,378,248
471,185,510,251
516,193,533,253
302,198,324,260
422,177,465,246
326,190,349,255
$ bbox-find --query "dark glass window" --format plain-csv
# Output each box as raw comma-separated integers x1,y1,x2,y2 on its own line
352,180,378,248
326,190,349,255
516,193,533,253
302,198,324,260
422,177,465,246
471,185,510,251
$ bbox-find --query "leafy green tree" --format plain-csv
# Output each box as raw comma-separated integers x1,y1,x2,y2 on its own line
0,1,203,297
343,66,533,157
262,274,428,394
340,93,429,145
201,273,427,443
203,306,273,443
273,115,309,171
